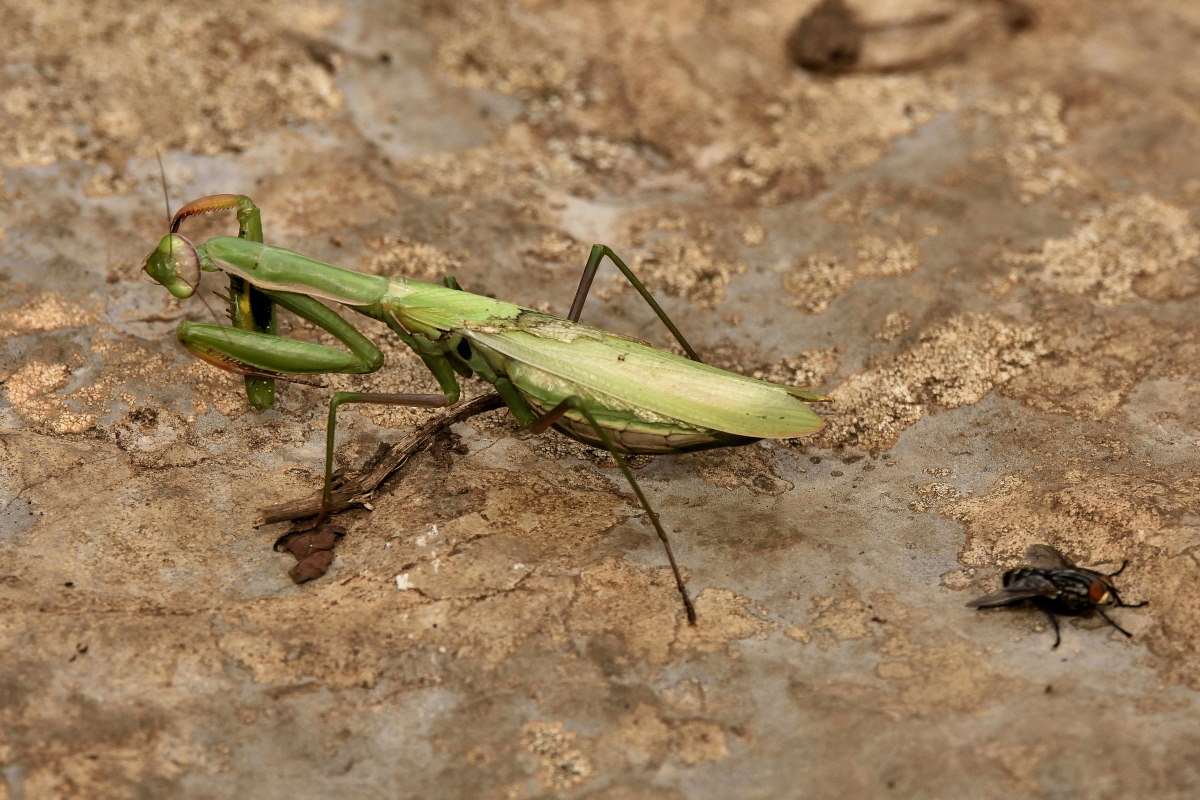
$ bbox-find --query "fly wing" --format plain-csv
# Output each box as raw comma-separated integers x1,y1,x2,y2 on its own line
463,312,825,440
966,574,1059,607
1024,544,1074,569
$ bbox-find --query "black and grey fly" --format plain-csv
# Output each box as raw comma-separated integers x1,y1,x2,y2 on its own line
967,544,1147,649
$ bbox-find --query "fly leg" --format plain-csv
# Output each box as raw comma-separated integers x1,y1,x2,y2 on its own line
1043,610,1062,649
1103,563,1148,609
1094,608,1135,639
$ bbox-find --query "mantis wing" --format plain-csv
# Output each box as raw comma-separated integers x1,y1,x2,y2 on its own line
460,312,825,440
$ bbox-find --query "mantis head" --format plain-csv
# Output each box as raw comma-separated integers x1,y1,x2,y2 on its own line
144,233,202,299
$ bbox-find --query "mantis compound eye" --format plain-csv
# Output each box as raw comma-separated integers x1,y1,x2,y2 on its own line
143,234,201,299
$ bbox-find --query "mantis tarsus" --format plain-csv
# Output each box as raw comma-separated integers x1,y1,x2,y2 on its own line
144,194,826,623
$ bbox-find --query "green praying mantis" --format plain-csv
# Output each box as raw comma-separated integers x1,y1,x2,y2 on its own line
143,194,827,623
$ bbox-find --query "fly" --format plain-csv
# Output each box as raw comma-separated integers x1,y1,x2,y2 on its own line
967,544,1147,648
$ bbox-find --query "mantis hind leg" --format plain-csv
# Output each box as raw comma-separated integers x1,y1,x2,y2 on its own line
497,383,697,625
446,249,701,361
568,245,702,362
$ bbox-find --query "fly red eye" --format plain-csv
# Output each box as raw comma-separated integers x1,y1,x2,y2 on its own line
1088,581,1111,604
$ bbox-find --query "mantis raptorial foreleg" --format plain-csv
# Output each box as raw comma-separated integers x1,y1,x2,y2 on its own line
178,290,384,377
162,195,389,404
168,195,278,409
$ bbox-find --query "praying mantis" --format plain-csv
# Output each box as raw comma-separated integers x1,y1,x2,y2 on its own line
143,194,827,623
